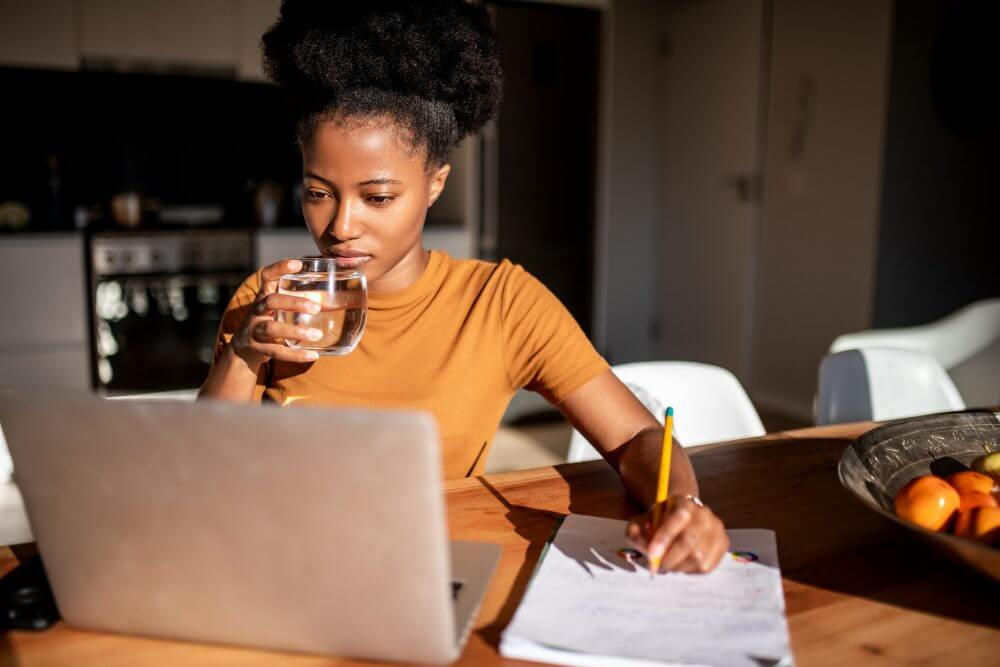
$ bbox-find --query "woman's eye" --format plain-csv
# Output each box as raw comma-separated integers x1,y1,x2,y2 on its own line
367,195,395,205
305,190,328,200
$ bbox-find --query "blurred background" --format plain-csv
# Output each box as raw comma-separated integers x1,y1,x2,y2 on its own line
0,0,996,473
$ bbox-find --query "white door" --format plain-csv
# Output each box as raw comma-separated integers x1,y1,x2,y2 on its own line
656,0,764,384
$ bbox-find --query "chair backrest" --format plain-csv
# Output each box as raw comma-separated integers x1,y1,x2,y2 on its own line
0,422,11,482
107,389,199,402
829,299,1000,408
829,298,1000,370
565,362,765,463
815,348,965,425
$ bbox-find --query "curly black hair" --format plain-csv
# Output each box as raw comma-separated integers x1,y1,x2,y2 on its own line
261,0,503,166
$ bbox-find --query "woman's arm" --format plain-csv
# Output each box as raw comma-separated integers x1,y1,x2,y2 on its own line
559,370,729,573
198,343,266,401
558,371,696,502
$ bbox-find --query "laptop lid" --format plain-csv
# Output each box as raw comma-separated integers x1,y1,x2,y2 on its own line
1,392,458,664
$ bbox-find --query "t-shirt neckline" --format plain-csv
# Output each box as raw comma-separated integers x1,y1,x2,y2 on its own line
366,249,447,311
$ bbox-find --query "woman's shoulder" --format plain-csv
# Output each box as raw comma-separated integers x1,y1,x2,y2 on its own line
435,252,535,293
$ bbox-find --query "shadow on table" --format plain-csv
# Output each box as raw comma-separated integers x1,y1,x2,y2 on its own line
471,463,637,646
472,477,563,645
0,635,17,667
0,543,45,665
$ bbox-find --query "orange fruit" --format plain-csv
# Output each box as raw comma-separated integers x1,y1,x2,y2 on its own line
946,470,996,495
894,475,960,532
953,506,1000,545
957,491,998,512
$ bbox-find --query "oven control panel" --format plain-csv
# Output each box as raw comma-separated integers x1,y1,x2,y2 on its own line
91,231,253,276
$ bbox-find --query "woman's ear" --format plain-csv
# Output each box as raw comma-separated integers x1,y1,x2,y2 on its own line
427,163,452,207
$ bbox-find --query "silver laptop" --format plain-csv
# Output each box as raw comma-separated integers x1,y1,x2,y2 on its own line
0,392,499,664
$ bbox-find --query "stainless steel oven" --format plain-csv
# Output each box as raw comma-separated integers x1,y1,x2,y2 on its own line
88,230,253,394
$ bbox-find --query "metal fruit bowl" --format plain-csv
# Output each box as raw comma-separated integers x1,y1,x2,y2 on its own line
838,411,1000,582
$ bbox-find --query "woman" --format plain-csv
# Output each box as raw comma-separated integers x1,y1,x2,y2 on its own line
200,0,729,574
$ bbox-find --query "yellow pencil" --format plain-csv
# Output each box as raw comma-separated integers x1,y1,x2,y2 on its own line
648,406,674,578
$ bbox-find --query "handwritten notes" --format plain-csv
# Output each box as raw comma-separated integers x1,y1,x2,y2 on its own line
500,514,793,667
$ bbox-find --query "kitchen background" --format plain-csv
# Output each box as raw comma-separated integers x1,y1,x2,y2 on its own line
0,0,996,468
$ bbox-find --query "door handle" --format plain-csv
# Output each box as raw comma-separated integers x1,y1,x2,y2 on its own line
722,173,759,203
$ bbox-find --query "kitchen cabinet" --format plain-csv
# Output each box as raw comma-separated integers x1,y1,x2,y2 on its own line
1,0,280,76
0,0,78,70
79,0,236,72
235,0,281,82
0,234,90,391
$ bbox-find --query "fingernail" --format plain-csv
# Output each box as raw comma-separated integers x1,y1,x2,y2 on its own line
307,303,320,314
305,351,319,361
306,328,323,341
648,543,665,561
289,259,302,269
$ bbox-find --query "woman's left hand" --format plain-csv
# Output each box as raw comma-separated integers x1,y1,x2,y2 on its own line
625,496,730,574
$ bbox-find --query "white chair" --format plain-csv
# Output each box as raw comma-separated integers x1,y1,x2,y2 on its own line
566,362,766,463
0,421,32,545
816,348,965,425
829,298,1000,409
107,388,199,402
0,421,11,483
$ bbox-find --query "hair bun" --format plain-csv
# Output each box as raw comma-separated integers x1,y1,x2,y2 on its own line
262,0,502,138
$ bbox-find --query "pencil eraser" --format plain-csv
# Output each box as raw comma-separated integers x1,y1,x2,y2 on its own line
666,407,674,418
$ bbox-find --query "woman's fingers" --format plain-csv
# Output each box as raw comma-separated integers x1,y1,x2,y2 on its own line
231,259,318,367
658,514,704,572
250,341,319,363
253,292,320,316
259,258,302,294
702,530,730,572
252,320,323,345
626,518,646,550
626,499,729,575
663,509,728,574
645,500,694,567
676,523,729,573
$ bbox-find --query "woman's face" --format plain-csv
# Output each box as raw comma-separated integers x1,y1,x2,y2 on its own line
300,117,450,289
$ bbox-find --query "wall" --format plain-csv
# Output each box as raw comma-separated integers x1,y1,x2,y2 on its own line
873,0,999,328
751,0,893,419
598,0,662,363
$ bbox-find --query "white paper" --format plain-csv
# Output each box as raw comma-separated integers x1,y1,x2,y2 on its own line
500,514,793,667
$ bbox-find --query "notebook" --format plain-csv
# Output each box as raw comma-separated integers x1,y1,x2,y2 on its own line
500,514,793,667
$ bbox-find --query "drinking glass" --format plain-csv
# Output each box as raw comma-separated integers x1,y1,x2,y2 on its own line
276,257,368,356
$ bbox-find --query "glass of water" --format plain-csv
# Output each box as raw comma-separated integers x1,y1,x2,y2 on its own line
276,257,368,356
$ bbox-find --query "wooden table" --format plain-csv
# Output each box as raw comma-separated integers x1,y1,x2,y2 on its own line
2,421,998,666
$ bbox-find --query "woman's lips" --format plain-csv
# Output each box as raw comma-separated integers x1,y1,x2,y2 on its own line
325,249,373,259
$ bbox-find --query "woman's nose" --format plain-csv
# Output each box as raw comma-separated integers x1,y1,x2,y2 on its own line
330,199,363,241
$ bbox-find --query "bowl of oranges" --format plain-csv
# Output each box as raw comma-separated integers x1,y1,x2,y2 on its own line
838,410,1000,582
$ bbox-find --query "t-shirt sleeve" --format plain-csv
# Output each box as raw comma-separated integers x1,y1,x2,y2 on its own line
500,263,610,404
207,271,269,401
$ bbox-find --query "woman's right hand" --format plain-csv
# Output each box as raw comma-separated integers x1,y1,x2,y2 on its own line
230,259,324,367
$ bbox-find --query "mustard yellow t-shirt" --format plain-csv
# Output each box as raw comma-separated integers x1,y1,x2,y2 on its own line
211,251,609,479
